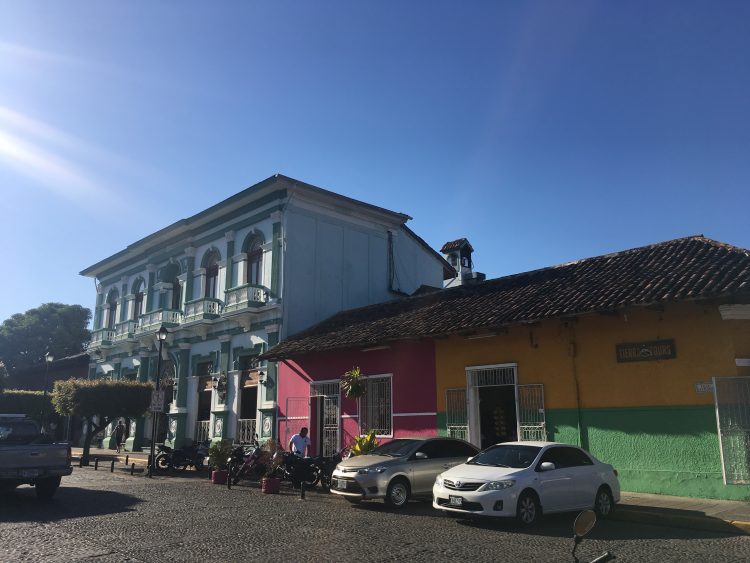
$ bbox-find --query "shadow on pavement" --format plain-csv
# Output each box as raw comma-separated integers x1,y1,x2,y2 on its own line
453,509,745,540
0,486,142,523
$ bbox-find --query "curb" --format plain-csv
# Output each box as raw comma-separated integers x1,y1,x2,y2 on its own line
614,507,750,535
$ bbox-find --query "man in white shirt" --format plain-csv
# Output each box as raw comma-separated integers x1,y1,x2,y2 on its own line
289,427,311,457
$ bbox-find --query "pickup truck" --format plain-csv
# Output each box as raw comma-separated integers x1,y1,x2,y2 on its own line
0,414,73,499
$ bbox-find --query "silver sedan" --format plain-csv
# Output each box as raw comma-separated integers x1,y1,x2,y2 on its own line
330,437,479,508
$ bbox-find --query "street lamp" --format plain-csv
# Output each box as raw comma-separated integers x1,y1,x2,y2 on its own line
42,351,54,433
148,325,169,477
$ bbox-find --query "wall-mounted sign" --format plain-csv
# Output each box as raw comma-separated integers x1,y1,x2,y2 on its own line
616,339,676,363
695,382,714,394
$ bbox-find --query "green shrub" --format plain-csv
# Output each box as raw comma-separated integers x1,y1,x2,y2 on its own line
0,389,52,416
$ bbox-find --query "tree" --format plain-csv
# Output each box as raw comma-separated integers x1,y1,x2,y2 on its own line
0,303,91,375
52,379,152,465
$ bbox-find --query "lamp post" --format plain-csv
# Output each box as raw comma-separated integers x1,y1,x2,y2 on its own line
42,351,54,433
148,325,169,477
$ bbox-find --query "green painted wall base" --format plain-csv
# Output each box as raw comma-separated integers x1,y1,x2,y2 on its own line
437,404,750,501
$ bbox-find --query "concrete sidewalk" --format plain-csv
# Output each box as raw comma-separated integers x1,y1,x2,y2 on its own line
616,491,750,535
71,447,151,466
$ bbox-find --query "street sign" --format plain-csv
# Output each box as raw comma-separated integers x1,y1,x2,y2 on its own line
150,390,165,413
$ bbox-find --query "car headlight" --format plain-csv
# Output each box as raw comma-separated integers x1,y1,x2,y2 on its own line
477,480,515,491
435,474,444,487
357,466,387,475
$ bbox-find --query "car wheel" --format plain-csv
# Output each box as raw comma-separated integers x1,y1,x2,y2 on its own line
516,490,540,526
384,478,410,509
35,476,61,500
594,486,615,518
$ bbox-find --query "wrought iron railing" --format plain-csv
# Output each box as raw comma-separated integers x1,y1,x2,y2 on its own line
195,420,211,443
236,418,257,444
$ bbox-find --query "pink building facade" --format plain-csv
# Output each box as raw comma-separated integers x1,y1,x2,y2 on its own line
276,340,438,456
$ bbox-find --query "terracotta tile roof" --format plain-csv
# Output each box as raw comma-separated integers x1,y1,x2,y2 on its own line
440,238,472,253
262,236,750,360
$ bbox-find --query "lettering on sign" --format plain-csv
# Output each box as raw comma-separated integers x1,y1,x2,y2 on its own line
616,339,676,363
150,390,165,413
694,382,714,394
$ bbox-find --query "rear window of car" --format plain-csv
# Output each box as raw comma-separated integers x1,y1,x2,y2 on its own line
0,420,41,445
467,445,541,468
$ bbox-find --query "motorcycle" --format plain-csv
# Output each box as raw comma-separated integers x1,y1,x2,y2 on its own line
228,436,268,485
155,440,210,472
271,449,322,488
572,510,615,563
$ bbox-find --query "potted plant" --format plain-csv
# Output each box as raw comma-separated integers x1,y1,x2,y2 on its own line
261,439,281,494
350,430,378,456
208,439,233,484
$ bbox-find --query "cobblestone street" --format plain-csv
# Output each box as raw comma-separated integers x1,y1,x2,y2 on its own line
2,468,750,562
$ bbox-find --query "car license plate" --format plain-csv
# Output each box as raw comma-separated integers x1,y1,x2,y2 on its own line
21,469,40,478
334,479,345,490
449,495,463,507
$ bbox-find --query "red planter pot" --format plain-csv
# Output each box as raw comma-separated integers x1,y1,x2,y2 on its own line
261,477,281,494
211,470,228,485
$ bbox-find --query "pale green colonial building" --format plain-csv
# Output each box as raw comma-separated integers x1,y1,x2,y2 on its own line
81,174,450,451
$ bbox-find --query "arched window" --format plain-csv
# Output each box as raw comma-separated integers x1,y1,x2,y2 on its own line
131,279,145,320
202,248,221,299
247,238,263,286
106,289,119,329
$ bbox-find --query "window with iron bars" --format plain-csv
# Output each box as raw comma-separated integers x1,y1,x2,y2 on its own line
360,376,392,436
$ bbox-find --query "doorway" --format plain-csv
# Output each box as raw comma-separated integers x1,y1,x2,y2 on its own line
310,382,340,457
478,385,518,449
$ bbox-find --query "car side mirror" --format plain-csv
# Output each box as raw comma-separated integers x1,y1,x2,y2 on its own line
540,461,556,472
415,452,428,460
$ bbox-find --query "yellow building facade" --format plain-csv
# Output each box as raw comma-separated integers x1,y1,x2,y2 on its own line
435,302,750,500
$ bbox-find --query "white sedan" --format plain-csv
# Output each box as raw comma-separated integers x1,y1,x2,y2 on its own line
432,441,620,525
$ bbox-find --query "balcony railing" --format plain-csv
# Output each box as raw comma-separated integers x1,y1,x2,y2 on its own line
113,320,139,342
135,309,183,334
224,284,270,313
195,420,211,442
236,418,257,444
183,298,223,323
91,328,115,346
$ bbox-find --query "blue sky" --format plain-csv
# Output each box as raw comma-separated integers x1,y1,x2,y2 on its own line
1,1,748,324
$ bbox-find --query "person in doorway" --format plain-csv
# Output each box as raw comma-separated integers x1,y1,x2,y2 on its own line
114,421,125,454
289,427,311,457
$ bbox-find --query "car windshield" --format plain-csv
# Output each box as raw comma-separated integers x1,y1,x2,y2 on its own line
467,445,542,468
370,439,418,457
0,420,41,446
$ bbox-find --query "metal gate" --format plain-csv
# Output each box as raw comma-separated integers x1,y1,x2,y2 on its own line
446,388,468,441
311,382,340,457
713,376,750,484
517,384,546,441
284,397,310,446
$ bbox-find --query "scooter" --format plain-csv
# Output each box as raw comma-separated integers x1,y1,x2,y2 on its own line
572,510,615,563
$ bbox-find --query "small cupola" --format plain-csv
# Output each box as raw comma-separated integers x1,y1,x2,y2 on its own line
440,238,484,288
